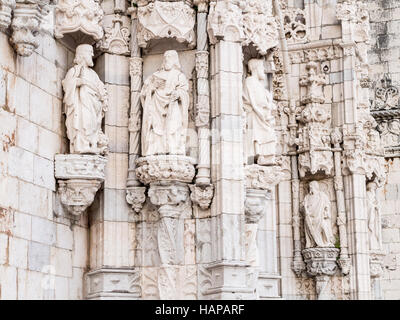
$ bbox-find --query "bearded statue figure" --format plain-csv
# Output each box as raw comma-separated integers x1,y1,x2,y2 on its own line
243,58,277,165
140,50,190,156
62,44,108,155
302,181,335,248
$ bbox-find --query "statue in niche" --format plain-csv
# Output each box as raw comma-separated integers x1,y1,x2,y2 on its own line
367,182,381,251
302,181,335,248
243,58,277,165
62,44,108,155
140,50,190,156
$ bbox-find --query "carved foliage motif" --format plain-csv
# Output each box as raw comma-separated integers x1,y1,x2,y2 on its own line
282,7,307,44
11,0,51,56
189,184,213,210
55,0,104,41
0,0,15,30
242,0,278,55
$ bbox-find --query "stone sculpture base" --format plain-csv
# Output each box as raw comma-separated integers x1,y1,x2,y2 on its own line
303,247,339,300
55,154,107,219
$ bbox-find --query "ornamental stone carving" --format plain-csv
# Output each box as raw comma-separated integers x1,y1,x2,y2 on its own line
135,155,196,185
207,0,244,44
126,187,147,213
62,44,109,155
189,184,213,210
10,0,51,56
0,0,15,30
98,14,131,55
243,59,277,166
301,181,335,249
141,50,189,156
242,0,278,55
54,154,107,180
57,179,102,217
245,164,283,191
371,76,400,157
282,7,307,44
136,1,196,49
55,0,104,42
297,62,333,178
55,154,107,219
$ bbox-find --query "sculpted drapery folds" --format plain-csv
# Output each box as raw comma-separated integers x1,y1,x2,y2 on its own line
366,182,381,251
302,181,335,249
243,59,277,165
62,44,109,155
140,50,190,156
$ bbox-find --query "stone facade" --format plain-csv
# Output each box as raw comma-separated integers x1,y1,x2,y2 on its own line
0,0,399,300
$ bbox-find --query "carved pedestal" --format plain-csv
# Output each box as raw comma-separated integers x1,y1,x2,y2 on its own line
136,155,196,299
55,154,107,220
245,165,282,298
86,268,141,300
303,247,339,300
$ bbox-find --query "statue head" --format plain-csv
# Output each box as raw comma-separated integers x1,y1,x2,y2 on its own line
309,181,319,194
162,50,181,71
74,44,94,67
248,59,265,80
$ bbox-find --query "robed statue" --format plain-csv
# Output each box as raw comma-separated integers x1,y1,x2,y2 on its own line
62,44,108,155
140,50,190,156
367,182,382,251
243,58,277,165
302,181,335,248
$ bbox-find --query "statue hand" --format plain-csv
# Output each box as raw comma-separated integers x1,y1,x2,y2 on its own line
170,91,179,101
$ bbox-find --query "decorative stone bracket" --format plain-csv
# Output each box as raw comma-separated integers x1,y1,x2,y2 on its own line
303,247,339,300
189,183,213,210
55,154,107,220
10,0,52,56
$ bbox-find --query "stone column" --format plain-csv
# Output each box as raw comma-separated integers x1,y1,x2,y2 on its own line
135,155,197,299
202,0,252,299
126,6,146,213
337,1,373,299
85,1,140,300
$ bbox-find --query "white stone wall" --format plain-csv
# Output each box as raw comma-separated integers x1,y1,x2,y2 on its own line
0,31,88,299
367,0,400,299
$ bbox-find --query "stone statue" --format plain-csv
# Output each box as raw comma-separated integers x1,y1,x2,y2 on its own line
140,50,190,156
243,58,277,165
367,182,381,251
302,181,335,248
62,44,108,155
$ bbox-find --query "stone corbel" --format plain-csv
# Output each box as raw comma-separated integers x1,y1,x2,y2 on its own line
189,184,213,210
54,0,104,47
126,186,146,213
0,0,16,30
10,0,51,56
303,247,340,300
55,154,107,220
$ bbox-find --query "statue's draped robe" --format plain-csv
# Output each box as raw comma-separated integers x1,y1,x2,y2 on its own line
367,190,381,251
141,68,189,156
63,66,106,154
304,190,335,248
243,76,276,161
